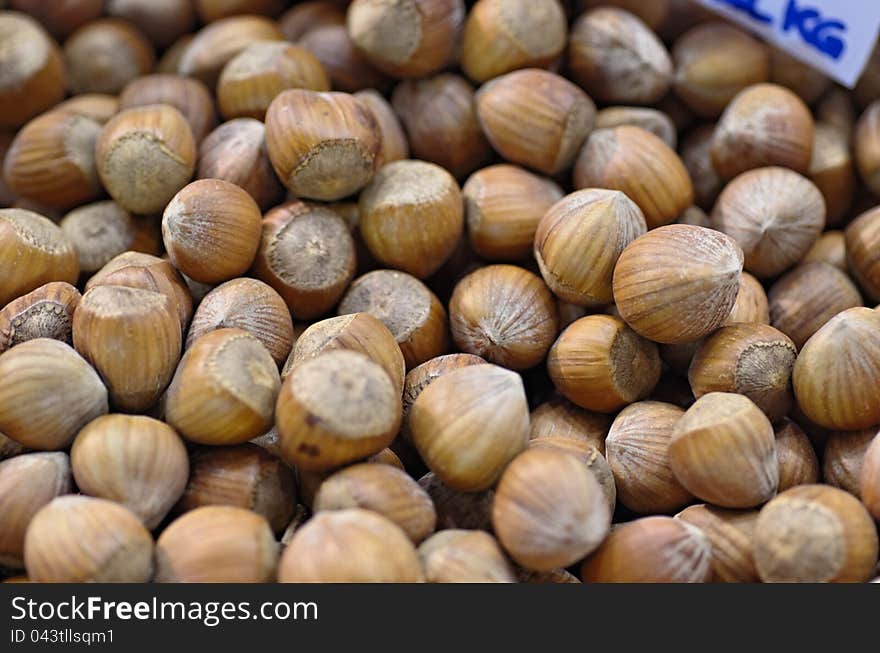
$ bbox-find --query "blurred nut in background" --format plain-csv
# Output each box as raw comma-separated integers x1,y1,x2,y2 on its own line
346,0,464,79
569,7,671,105
391,74,491,179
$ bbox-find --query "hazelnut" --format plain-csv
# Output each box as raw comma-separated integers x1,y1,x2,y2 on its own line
194,0,285,22
574,126,693,229
463,164,563,261
3,110,103,210
71,414,189,529
710,83,814,180
359,159,463,279
252,201,355,320
176,443,296,533
155,506,278,582
63,19,155,95
547,315,661,412
770,48,830,104
419,530,516,583
314,462,436,543
606,401,692,514
577,0,671,31
278,508,424,582
354,89,409,167
581,516,712,583
0,339,108,450
711,167,825,279
493,447,611,571
218,41,330,120
197,119,285,210
346,0,464,79
854,100,880,196
290,313,405,393
105,0,197,49
669,392,778,508
391,74,491,179
529,398,611,456
461,0,566,84
816,87,855,137
823,429,876,498
177,15,283,87
754,484,878,583
297,23,390,93
774,418,820,492
802,230,846,271
476,68,596,175
449,264,558,370
680,124,722,210
162,179,261,285
8,0,103,39
0,282,80,353
418,471,494,532
526,437,616,514
768,262,862,350
688,323,797,422
860,434,880,519
166,328,281,445
676,504,759,583
726,271,770,325
535,189,647,306
672,23,769,117
0,209,79,307
515,567,580,584
0,12,66,130
612,224,743,344
60,201,141,274
0,452,72,569
855,41,880,108
402,353,485,439
338,269,448,368
85,251,193,330
276,350,401,471
808,123,855,226
119,74,217,144
595,106,677,149
73,285,181,413
187,278,294,368
24,496,153,582
569,7,672,105
157,34,193,74
0,433,28,461
279,1,346,41
409,363,529,491
265,89,380,201
793,307,880,430
845,206,880,302
95,104,197,215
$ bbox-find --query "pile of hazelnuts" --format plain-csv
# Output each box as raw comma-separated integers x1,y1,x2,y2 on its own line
1,0,880,584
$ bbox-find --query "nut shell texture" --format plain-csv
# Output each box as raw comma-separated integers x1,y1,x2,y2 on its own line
612,224,743,344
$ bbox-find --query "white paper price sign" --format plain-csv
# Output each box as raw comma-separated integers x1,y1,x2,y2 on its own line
694,0,880,87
